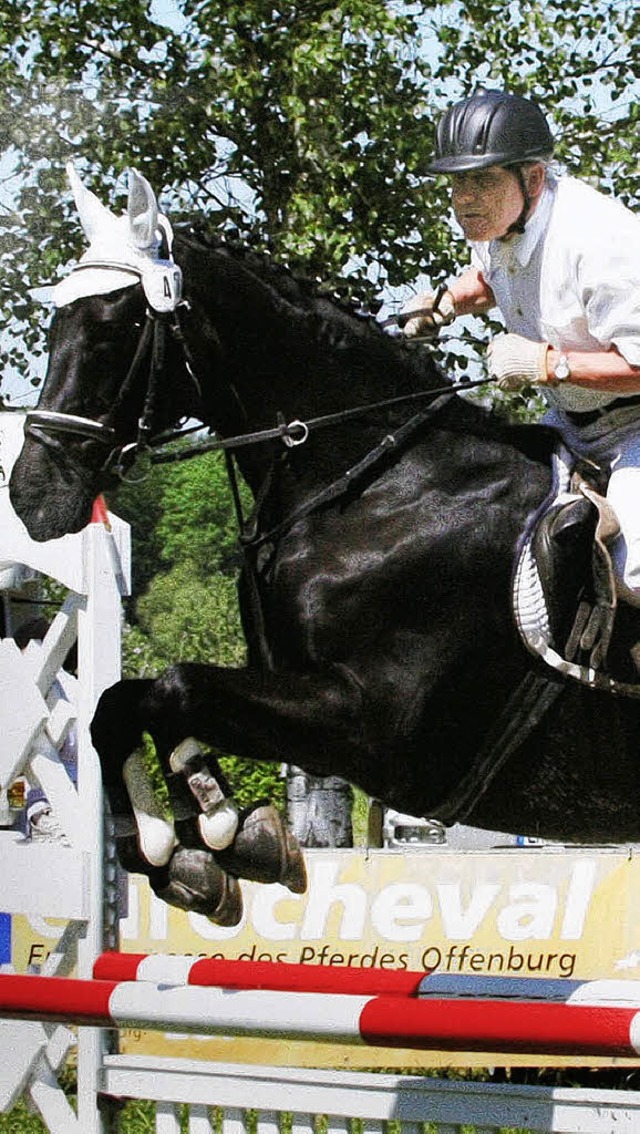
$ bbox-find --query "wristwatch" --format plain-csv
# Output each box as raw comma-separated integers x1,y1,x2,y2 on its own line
554,353,571,382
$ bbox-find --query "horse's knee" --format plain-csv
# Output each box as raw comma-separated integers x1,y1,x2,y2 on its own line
91,678,153,766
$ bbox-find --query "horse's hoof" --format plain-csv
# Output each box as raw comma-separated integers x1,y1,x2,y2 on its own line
216,803,308,894
153,845,244,926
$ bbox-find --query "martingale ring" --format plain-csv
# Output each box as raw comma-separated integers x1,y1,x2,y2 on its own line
283,419,310,448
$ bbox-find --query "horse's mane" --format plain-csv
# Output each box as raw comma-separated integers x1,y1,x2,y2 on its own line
172,222,555,468
175,222,389,331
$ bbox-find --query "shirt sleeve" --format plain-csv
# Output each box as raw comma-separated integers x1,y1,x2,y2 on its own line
577,220,640,368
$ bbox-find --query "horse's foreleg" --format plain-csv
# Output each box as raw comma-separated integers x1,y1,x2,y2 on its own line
122,749,178,866
91,680,244,924
140,661,364,772
169,737,240,850
92,662,362,907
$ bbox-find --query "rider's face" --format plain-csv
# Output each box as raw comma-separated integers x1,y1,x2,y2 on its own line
451,165,528,242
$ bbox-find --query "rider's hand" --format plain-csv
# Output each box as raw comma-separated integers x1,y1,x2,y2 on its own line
400,289,456,340
488,332,550,391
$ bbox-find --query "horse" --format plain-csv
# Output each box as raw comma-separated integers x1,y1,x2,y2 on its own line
9,166,640,925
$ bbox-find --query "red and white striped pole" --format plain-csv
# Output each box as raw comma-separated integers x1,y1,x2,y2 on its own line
93,952,427,996
2,969,640,1056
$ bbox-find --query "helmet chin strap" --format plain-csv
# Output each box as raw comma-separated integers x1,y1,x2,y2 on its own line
500,164,531,239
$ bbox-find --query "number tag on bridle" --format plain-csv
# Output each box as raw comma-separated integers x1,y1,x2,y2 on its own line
142,260,183,313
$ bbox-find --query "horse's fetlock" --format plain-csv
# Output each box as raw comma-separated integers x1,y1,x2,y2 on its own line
169,736,239,850
169,736,203,774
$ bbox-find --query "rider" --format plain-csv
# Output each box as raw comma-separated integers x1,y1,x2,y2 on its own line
403,88,640,605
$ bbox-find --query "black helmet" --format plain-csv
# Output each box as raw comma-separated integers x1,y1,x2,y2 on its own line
429,89,553,174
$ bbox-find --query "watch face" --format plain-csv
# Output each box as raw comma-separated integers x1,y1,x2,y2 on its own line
555,356,570,380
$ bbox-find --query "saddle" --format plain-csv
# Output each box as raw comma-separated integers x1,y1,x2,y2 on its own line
435,452,640,828
513,449,640,696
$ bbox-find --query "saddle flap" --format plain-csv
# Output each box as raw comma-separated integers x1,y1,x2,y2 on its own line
513,460,640,695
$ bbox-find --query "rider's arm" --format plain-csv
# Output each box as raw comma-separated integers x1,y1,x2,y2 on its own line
447,267,496,317
545,346,640,393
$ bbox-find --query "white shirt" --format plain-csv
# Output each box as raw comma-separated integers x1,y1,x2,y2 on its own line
470,175,640,412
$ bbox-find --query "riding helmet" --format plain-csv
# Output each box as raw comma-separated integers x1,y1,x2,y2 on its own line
429,89,554,174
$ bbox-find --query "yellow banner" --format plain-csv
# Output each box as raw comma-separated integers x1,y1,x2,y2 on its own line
10,847,640,1067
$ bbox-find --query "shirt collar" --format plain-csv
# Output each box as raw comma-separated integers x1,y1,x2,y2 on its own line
488,177,556,269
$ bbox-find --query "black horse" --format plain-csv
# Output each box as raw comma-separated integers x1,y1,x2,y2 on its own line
9,169,640,924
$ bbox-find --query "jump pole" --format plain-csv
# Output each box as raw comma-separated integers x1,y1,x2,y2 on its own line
3,971,640,1057
92,952,428,995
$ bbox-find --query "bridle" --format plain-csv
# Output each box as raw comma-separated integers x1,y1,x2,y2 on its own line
23,252,496,675
24,265,192,481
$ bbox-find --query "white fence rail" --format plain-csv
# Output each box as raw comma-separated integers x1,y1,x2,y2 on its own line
100,1057,640,1134
0,412,130,1134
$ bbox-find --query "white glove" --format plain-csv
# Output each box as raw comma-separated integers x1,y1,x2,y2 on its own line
488,332,549,391
401,289,456,340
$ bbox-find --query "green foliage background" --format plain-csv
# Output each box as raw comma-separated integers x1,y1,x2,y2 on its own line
2,0,638,383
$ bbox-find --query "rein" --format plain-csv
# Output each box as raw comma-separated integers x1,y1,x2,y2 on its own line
149,372,495,556
151,376,494,464
25,257,494,553
238,389,466,552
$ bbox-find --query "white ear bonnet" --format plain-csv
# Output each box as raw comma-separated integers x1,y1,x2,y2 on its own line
52,164,182,314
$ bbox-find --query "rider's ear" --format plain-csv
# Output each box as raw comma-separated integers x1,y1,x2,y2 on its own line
524,161,546,202
128,170,159,251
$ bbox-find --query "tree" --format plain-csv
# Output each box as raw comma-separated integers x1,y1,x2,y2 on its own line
0,1,434,392
2,1,638,394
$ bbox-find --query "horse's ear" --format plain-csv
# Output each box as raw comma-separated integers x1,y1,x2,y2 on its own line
66,162,114,242
127,170,159,251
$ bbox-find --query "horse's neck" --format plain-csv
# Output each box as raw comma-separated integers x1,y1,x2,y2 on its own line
179,239,441,494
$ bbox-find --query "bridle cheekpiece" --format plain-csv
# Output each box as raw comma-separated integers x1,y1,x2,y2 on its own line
25,198,185,481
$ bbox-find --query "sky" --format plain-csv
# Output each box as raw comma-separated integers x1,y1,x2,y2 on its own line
150,0,187,32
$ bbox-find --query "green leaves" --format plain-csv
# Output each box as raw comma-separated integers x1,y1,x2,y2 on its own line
2,1,639,397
